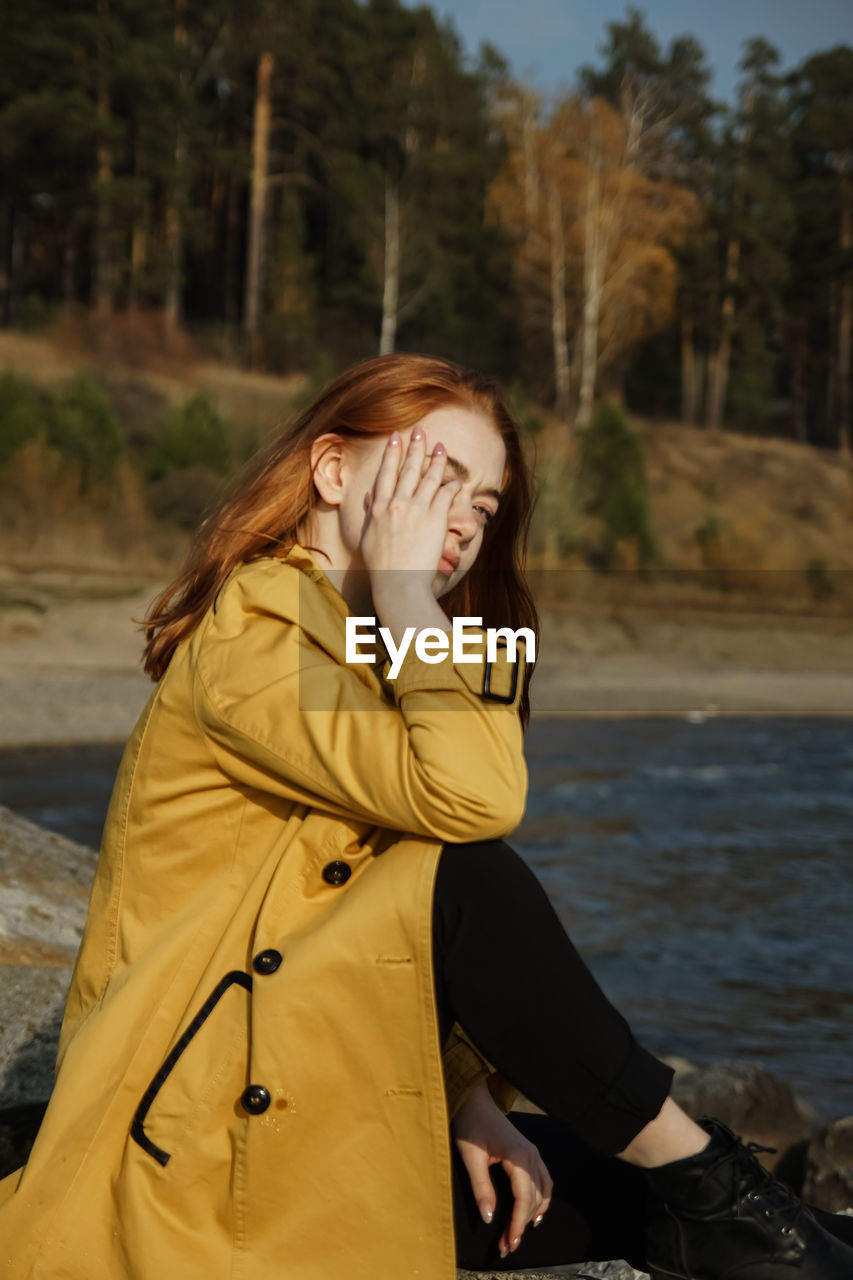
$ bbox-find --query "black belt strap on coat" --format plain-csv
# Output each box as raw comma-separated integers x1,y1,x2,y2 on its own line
130,969,253,1166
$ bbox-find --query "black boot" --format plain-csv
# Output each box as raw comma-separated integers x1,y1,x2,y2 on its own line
642,1116,853,1279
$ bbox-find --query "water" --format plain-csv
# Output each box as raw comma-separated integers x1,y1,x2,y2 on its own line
1,717,851,1119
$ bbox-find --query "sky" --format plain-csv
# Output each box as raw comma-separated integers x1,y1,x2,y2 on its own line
410,0,852,105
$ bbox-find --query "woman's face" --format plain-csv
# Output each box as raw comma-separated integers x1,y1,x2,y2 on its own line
341,405,507,597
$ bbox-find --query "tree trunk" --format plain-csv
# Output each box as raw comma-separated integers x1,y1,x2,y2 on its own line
547,175,570,422
680,304,699,426
379,171,400,356
61,230,78,311
224,174,241,334
128,215,148,313
706,236,740,429
378,48,425,355
244,49,275,370
575,154,602,433
163,143,185,333
827,277,839,446
521,89,539,226
0,204,13,325
791,330,807,443
837,185,851,455
128,142,148,312
8,206,25,324
705,86,754,432
93,0,113,319
163,0,187,336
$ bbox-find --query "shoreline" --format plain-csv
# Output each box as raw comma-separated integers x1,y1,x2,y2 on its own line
1,580,852,746
2,662,852,751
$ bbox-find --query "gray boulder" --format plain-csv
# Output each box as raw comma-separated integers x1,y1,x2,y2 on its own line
803,1117,853,1213
458,1267,646,1279
668,1057,820,1171
0,804,96,1175
553,1265,647,1278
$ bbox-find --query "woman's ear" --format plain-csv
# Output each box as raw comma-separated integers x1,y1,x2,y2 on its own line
309,433,346,507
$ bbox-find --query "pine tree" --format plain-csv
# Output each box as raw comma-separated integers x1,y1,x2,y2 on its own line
706,39,794,433
789,47,853,452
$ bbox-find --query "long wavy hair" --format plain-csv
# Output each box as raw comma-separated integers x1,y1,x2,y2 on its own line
139,352,539,729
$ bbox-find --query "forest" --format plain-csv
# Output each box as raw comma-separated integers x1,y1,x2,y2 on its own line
1,0,852,453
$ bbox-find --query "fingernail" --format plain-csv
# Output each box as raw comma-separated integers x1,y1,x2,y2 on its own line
479,1204,494,1224
412,426,424,439
388,433,400,446
534,1214,544,1227
433,440,445,453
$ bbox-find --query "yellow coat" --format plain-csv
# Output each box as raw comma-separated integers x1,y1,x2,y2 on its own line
0,544,529,1280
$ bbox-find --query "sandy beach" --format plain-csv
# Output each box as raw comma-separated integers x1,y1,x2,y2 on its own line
1,566,852,747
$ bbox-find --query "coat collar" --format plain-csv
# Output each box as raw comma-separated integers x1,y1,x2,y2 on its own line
278,543,392,672
279,542,352,625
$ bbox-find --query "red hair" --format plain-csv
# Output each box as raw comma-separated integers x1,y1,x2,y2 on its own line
139,352,539,728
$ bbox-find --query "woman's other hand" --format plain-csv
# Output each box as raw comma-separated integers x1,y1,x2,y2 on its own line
360,426,461,580
361,426,462,648
451,1079,553,1258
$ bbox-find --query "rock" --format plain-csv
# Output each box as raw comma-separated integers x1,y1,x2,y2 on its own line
555,1265,648,1279
803,1117,853,1212
0,804,96,1176
458,1264,647,1278
660,1055,699,1080
0,1101,48,1178
669,1058,819,1171
509,1093,546,1115
0,965,72,1107
0,803,97,974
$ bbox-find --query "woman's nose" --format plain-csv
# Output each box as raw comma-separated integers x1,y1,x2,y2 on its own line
447,493,478,540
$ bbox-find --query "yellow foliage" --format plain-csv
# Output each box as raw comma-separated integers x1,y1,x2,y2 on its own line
487,87,703,383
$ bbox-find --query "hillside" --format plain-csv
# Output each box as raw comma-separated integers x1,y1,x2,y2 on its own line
1,329,851,617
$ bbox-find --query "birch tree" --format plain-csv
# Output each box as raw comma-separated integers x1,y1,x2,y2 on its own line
489,78,696,429
580,9,719,426
488,85,575,421
379,46,426,355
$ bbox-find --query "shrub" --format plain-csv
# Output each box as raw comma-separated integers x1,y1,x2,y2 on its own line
0,371,45,465
529,458,579,562
578,399,657,568
289,351,340,415
805,557,835,602
15,292,54,332
693,514,725,553
506,379,545,436
46,373,124,488
146,393,231,483
147,463,229,530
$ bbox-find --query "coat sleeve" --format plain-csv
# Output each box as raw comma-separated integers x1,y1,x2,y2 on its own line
191,587,530,844
442,1022,519,1119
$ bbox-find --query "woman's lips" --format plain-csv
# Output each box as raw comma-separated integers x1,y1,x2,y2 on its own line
438,554,458,575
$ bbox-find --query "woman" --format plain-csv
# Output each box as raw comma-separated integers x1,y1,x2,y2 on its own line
1,353,850,1280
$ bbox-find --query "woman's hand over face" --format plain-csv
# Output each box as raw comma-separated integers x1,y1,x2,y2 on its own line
359,426,461,581
451,1080,553,1259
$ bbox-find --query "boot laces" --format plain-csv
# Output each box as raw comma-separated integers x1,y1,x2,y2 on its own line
708,1134,803,1236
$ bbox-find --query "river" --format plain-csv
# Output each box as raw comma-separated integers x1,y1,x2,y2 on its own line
1,715,851,1118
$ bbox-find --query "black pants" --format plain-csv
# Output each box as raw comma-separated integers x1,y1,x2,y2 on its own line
431,838,673,1273
431,839,853,1274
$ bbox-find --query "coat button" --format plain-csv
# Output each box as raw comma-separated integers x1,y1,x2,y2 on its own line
322,860,352,886
252,948,283,975
241,1084,271,1115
